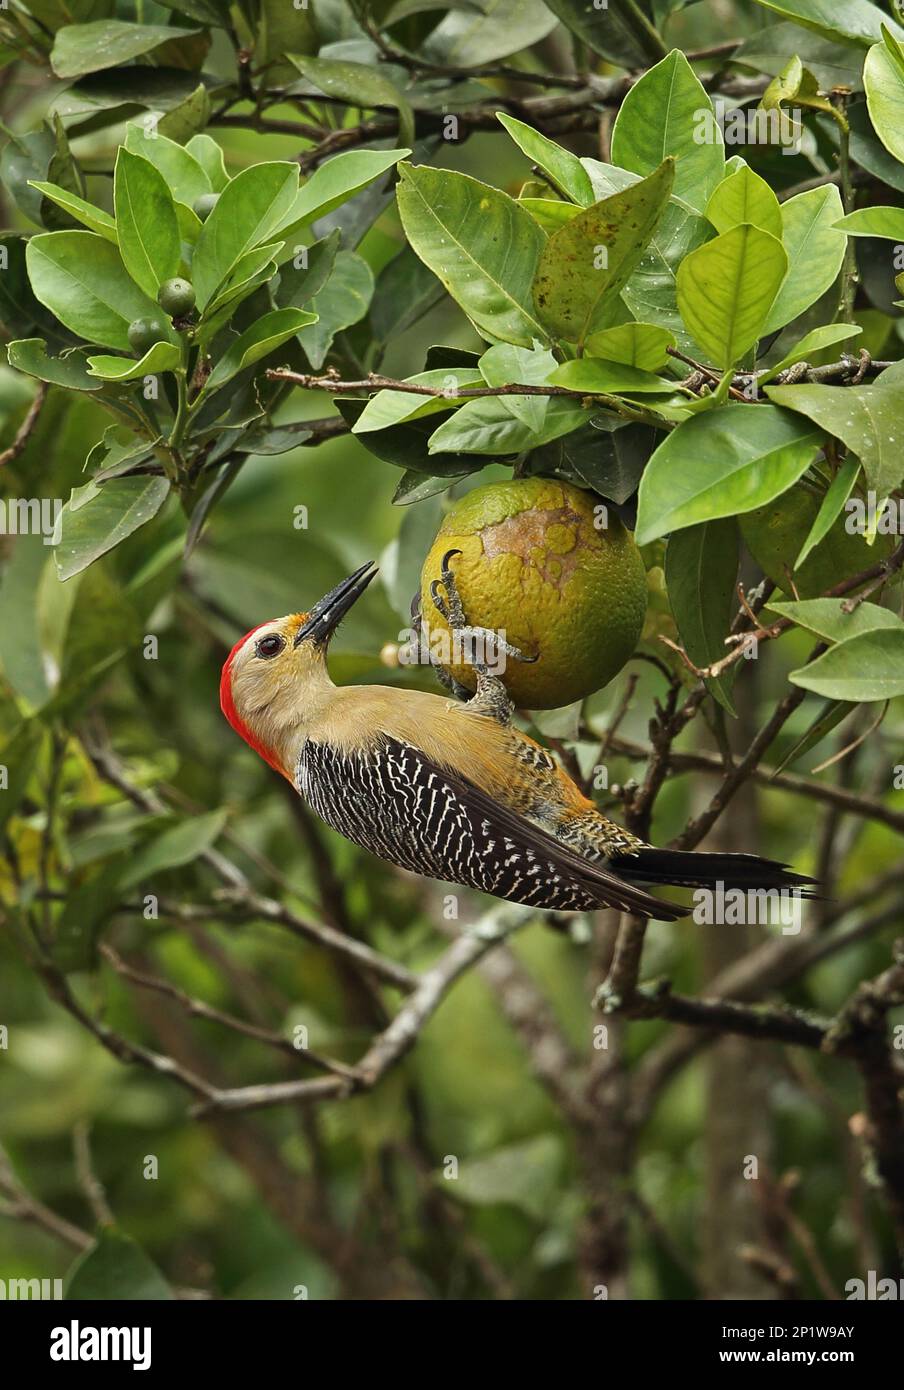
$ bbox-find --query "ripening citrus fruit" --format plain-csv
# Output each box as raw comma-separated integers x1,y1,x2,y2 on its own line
740,484,893,598
127,317,165,355
157,277,195,317
420,478,647,709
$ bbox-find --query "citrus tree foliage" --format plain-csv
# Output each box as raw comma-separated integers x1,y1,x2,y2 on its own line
1,0,904,1301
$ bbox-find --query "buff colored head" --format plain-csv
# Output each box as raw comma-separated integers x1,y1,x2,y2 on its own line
220,562,377,776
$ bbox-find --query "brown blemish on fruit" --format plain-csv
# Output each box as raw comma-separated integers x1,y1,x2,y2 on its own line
478,505,586,591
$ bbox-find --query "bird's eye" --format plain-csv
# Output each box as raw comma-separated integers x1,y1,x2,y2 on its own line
255,634,286,660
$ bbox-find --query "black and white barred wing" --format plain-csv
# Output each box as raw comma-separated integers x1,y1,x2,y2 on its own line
297,736,685,920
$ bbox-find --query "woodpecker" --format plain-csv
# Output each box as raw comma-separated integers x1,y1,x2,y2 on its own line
220,557,815,920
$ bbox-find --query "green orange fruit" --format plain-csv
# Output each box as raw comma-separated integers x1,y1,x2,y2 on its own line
740,484,893,598
420,478,647,709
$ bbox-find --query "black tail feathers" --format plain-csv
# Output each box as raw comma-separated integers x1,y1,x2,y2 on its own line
612,847,819,898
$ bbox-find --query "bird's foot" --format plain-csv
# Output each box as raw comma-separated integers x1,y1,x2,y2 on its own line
430,548,538,668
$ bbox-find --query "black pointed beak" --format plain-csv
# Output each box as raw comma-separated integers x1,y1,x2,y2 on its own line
294,561,378,647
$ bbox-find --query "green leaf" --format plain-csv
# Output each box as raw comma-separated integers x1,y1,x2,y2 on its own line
296,252,374,370
763,184,847,334
478,341,557,431
54,476,170,581
185,133,230,192
203,308,317,393
65,1228,173,1301
761,53,836,119
665,518,739,712
834,206,904,240
449,1134,563,1221
0,236,69,344
27,182,117,241
124,123,211,206
339,398,481,477
274,232,339,311
7,339,103,391
766,365,904,505
86,342,181,380
370,245,444,341
520,198,582,232
532,160,675,347
550,359,673,394
580,161,642,201
865,36,904,163
635,404,822,543
584,322,676,370
259,0,316,66
352,369,484,433
677,224,788,368
51,21,207,79
497,113,594,205
611,49,724,213
202,242,283,325
765,596,903,643
772,698,853,773
1,118,83,230
541,0,667,67
290,55,413,148
750,0,903,47
789,629,904,700
192,162,299,309
735,21,865,89
422,0,557,66
622,201,713,354
0,723,44,835
396,163,548,347
705,164,782,238
428,394,586,454
157,82,211,144
273,150,409,245
762,323,862,383
25,231,175,351
119,809,227,889
113,148,180,300
794,457,861,566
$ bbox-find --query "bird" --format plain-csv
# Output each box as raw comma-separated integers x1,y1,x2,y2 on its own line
219,556,816,921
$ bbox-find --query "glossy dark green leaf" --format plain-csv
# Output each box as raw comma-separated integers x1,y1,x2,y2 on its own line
767,363,904,504
750,0,903,47
542,0,667,66
7,338,102,390
51,20,208,79
290,55,414,147
26,231,177,350
296,252,374,370
665,518,739,712
635,404,822,543
65,1228,174,1301
192,162,299,308
54,476,171,580
422,0,557,66
789,628,904,699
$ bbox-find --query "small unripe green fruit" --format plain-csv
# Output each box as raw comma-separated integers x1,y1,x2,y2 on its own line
193,193,219,222
157,277,195,317
127,317,165,356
